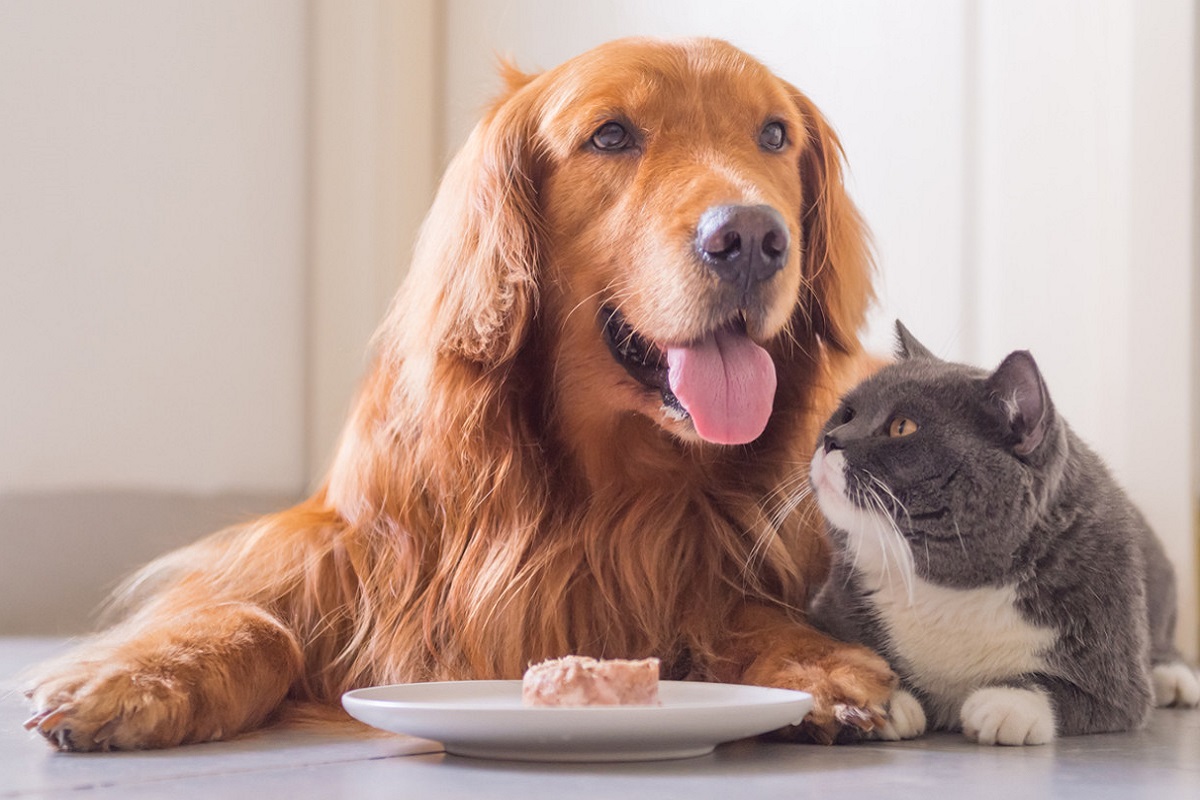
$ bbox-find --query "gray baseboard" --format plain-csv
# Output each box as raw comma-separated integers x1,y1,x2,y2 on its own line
0,489,303,635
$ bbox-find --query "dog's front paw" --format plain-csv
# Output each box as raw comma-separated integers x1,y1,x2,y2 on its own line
960,686,1055,746
874,688,926,741
25,659,196,751
754,643,896,744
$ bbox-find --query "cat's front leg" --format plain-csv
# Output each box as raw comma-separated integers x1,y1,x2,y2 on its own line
873,687,927,741
1151,661,1200,708
959,685,1055,746
960,670,1153,746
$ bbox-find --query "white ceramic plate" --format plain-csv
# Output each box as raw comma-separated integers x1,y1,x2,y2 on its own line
342,680,812,762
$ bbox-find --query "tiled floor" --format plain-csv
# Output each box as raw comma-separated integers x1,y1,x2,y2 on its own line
3,638,1198,799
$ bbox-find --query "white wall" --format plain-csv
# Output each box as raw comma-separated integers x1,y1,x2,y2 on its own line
307,0,439,483
443,0,1198,656
0,0,307,495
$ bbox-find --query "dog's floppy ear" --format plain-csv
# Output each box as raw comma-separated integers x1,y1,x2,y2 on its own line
404,63,544,365
788,86,875,352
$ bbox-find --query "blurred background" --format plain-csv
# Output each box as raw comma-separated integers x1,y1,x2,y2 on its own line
1,0,1196,659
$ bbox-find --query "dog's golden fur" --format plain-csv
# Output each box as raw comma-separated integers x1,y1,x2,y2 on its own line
25,37,893,751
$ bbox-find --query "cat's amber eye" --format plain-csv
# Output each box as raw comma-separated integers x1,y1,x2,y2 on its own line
888,417,919,438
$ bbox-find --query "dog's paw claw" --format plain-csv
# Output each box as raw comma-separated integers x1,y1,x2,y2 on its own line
29,704,125,752
26,705,82,751
834,702,885,732
36,708,71,734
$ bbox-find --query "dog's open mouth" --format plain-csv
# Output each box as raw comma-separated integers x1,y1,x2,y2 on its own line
601,305,777,445
602,306,683,414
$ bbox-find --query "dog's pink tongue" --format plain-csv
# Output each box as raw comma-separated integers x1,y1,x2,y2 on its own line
666,328,777,445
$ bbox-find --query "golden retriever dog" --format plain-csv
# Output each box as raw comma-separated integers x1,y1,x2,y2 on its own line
25,37,893,750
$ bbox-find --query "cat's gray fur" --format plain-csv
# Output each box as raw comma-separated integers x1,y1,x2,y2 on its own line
809,321,1196,742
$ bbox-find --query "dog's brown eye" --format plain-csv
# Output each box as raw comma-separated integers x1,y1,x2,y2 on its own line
591,121,633,151
759,121,786,151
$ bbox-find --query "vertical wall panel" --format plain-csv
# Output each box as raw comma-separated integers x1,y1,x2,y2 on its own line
972,0,1196,656
972,0,1134,450
1125,0,1197,656
307,0,439,483
0,0,307,494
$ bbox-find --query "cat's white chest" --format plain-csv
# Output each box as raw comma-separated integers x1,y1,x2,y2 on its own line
869,573,1057,724
812,449,1059,726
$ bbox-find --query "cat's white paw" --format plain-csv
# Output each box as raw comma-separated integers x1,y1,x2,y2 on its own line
960,686,1055,746
875,688,926,741
1152,662,1200,708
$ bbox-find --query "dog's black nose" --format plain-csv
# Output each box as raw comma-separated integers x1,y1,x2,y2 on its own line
695,204,790,288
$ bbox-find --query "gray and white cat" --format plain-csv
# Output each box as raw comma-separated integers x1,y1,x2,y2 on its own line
808,322,1199,745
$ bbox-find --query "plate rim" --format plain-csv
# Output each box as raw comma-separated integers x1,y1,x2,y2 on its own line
342,679,813,711
340,679,813,762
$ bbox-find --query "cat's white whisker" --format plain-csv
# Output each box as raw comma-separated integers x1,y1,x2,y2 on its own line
952,514,967,555
888,516,917,606
766,480,810,531
862,472,917,605
866,470,912,530
744,467,825,588
861,485,895,587
760,477,798,517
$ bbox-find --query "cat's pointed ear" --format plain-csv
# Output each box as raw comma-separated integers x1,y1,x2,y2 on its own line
895,321,936,360
986,350,1051,456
